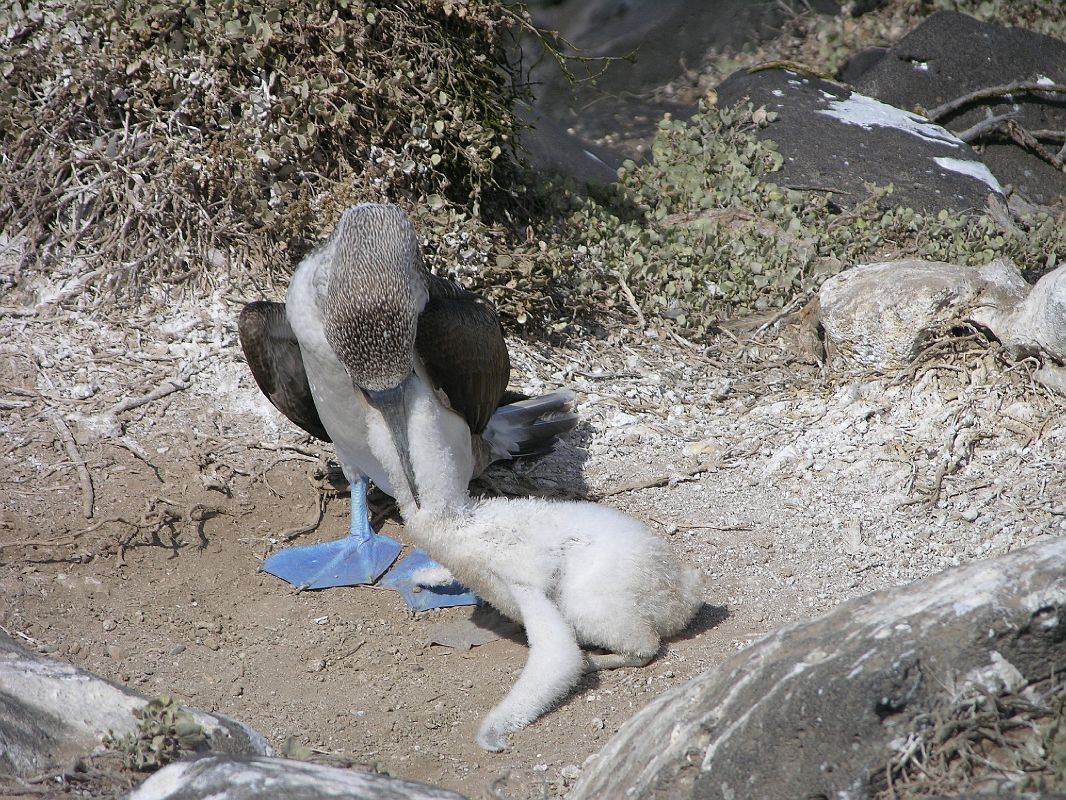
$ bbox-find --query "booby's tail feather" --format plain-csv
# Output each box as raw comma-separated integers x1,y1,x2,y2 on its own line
480,389,578,464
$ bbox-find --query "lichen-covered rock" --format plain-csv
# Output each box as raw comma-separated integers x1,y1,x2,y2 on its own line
570,537,1066,800
0,630,269,778
814,257,1028,369
126,754,468,800
715,68,1006,214
853,11,1066,207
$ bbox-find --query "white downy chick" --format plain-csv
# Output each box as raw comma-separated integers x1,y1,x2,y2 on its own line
367,378,703,751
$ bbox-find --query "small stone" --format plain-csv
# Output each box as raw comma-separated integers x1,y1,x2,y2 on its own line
231,683,244,697
591,717,605,730
170,643,186,655
102,619,117,632
106,644,125,661
203,635,221,651
961,507,980,523
307,659,326,673
560,765,582,781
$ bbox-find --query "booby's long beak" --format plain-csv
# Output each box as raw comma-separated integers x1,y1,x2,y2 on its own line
364,378,420,509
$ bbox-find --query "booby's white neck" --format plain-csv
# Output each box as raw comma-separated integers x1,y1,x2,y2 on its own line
365,372,475,518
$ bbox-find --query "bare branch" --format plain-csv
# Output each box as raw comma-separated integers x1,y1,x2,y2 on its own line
927,81,1066,122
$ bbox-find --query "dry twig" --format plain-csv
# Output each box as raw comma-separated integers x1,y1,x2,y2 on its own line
927,81,1066,122
614,271,647,330
594,461,715,498
49,413,93,519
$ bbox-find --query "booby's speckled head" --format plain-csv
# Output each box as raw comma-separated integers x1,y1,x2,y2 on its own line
322,203,429,392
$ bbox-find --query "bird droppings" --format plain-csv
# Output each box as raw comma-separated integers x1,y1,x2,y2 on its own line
815,92,964,147
932,156,1005,193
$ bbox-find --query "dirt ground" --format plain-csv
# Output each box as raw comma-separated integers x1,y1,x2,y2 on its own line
3,262,1065,799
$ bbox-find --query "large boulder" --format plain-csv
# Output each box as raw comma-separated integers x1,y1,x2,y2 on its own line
0,630,269,777
525,0,841,156
127,754,467,800
853,11,1066,207
812,257,1028,369
570,536,1066,800
715,68,1006,214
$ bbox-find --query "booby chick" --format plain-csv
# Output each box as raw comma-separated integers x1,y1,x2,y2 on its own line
238,204,577,610
367,377,703,752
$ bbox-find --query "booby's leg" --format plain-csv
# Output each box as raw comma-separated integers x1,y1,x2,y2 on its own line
259,477,402,590
378,548,480,611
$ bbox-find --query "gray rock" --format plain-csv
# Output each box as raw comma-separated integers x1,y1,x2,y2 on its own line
0,629,269,778
571,537,1066,800
515,102,620,186
994,264,1066,363
525,0,840,157
715,68,1005,214
853,11,1066,207
126,754,468,800
814,257,1027,369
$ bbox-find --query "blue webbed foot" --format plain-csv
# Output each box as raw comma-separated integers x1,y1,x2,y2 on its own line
260,477,401,590
378,548,481,611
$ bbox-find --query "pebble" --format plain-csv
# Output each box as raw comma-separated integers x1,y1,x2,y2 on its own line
560,765,582,781
203,635,221,651
307,659,326,673
170,643,186,655
106,644,125,661
591,717,605,730
102,619,117,632
961,507,980,523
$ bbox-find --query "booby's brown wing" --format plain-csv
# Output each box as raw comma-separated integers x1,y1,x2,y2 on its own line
416,278,510,435
238,301,332,443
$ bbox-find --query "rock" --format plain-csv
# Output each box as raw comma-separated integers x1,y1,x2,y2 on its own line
0,630,269,778
570,537,1066,800
714,68,1006,214
813,257,1028,369
1035,362,1066,395
993,264,1066,362
525,0,840,157
127,754,468,800
514,102,621,187
853,12,1066,207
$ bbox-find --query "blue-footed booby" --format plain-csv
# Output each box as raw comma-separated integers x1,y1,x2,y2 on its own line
238,203,576,610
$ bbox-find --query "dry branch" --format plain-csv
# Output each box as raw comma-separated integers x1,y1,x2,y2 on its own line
927,81,1066,122
1005,119,1066,173
49,413,93,519
594,461,715,498
107,367,193,416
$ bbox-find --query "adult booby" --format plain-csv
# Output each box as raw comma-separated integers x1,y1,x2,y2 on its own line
238,203,576,610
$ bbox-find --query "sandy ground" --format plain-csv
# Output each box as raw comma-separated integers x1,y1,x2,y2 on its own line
2,265,1065,798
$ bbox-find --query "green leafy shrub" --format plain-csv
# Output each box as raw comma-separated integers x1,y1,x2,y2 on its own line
493,101,1066,335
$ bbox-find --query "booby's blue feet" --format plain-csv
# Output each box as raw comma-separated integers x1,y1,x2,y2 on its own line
260,477,402,590
378,548,481,611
